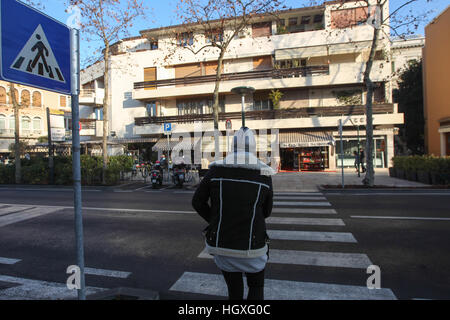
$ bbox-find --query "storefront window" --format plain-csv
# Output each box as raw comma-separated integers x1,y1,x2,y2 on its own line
335,137,387,168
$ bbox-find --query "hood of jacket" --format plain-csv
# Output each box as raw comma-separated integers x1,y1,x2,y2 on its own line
209,151,276,176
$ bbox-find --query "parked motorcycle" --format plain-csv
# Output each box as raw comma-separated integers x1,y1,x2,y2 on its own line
172,163,186,188
150,162,163,188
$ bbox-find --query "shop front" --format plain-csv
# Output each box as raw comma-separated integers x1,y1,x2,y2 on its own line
279,131,335,171
334,136,388,168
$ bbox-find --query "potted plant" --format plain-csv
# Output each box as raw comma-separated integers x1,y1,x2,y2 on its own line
269,89,284,110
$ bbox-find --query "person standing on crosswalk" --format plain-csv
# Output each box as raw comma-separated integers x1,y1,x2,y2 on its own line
192,127,275,300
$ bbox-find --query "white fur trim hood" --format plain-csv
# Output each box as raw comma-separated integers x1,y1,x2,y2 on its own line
209,151,276,176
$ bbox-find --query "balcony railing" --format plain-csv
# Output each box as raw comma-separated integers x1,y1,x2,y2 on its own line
135,104,394,126
133,66,330,90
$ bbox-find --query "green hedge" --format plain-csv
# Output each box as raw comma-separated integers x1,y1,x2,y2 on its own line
392,156,450,173
0,155,134,186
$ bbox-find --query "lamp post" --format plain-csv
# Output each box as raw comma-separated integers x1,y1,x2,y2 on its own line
231,86,255,128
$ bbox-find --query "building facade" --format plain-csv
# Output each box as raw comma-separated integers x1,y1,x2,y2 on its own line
0,80,71,158
81,0,404,171
423,6,450,156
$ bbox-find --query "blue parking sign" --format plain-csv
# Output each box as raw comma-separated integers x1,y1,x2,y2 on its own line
0,0,71,94
164,123,172,133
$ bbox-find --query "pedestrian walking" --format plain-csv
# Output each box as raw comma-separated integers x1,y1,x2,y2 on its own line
359,148,366,173
353,151,360,173
192,127,275,300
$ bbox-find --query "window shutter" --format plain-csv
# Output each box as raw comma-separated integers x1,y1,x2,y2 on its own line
144,67,157,90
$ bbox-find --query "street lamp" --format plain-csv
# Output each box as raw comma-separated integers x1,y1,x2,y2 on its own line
231,86,255,128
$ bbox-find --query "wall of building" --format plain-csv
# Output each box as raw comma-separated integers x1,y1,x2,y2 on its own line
423,7,450,155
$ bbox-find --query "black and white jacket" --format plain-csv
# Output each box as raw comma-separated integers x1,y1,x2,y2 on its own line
192,152,274,258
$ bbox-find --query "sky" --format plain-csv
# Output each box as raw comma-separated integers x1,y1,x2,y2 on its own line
32,0,449,66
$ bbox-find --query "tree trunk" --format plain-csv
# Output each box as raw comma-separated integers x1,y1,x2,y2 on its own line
212,49,226,161
362,26,380,187
102,43,110,184
9,83,21,184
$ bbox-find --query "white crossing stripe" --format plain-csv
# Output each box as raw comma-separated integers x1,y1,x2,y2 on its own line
0,274,105,300
84,267,131,279
198,249,371,269
0,206,34,217
266,217,345,226
272,208,337,214
169,272,397,300
0,207,62,228
274,196,327,200
274,192,323,196
0,257,21,265
267,230,357,243
274,201,331,207
351,216,450,221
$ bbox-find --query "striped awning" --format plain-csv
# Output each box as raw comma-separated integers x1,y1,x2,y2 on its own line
279,131,335,148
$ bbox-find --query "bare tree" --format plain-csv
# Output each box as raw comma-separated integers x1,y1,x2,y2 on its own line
8,83,23,184
172,0,284,159
69,0,147,184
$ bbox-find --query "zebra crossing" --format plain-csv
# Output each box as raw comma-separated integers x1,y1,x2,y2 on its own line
170,191,397,300
0,204,62,228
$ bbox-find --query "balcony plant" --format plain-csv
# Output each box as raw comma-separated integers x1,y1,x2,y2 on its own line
269,89,283,110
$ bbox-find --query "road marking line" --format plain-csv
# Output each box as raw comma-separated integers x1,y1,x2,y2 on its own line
351,216,450,221
169,272,397,300
275,192,322,196
113,190,133,193
0,274,105,300
274,196,327,201
274,201,331,207
327,193,450,196
198,249,370,269
0,257,21,265
267,230,357,243
266,217,345,226
0,188,102,192
134,185,151,191
173,191,195,194
0,207,62,228
0,203,196,215
272,208,337,214
84,267,131,279
0,206,33,217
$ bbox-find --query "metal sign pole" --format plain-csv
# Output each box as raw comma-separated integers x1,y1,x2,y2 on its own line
339,119,344,189
70,28,86,300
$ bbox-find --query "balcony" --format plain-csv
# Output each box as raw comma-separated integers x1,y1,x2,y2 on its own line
79,89,104,106
133,66,330,100
135,104,394,126
134,66,329,91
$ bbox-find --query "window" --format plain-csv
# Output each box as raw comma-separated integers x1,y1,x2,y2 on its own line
206,29,223,43
313,14,323,23
0,87,6,105
288,17,298,26
301,16,311,25
146,101,157,117
0,115,5,130
94,108,103,120
21,90,30,106
32,91,42,107
275,58,307,69
177,98,224,116
177,32,194,47
150,40,158,50
9,116,15,132
32,117,41,131
253,99,273,111
21,116,31,132
252,22,272,38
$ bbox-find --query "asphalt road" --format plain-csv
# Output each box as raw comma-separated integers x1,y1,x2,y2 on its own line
0,185,449,300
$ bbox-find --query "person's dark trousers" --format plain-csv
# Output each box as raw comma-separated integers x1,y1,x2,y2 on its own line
221,269,265,300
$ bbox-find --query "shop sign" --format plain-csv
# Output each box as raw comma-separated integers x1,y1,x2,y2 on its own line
280,142,332,148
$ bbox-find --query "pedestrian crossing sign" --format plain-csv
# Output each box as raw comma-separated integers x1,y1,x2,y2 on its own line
0,0,71,94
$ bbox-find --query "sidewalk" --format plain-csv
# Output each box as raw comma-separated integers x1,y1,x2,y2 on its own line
272,169,429,192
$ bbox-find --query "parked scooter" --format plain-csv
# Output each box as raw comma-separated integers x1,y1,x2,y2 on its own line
150,161,163,188
172,163,186,188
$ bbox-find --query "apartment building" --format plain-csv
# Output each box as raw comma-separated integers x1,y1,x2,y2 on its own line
80,0,403,171
423,6,450,156
0,80,71,158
